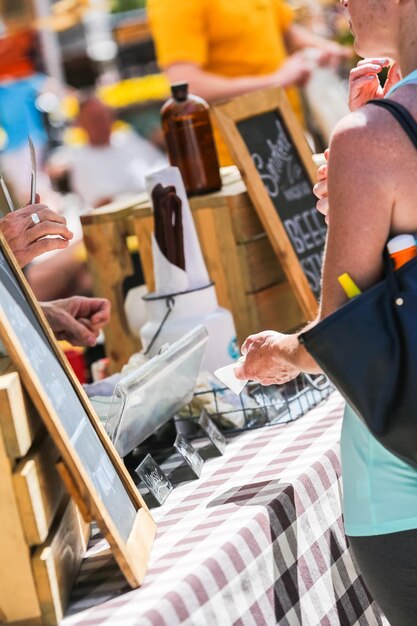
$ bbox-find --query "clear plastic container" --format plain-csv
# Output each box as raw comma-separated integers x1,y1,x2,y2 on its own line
105,325,208,457
140,283,237,371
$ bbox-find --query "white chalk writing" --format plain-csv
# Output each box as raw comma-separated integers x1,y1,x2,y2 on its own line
251,120,303,198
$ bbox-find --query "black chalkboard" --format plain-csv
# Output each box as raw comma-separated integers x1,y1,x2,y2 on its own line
0,247,137,542
237,111,326,298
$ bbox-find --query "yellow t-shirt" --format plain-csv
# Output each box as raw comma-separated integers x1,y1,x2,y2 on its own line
148,0,301,165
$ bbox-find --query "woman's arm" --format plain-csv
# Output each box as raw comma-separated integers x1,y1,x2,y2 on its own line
236,106,395,383
283,24,351,65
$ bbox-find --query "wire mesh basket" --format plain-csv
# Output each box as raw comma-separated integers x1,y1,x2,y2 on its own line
174,373,334,439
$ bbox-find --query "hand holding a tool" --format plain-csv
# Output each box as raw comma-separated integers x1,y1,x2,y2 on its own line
0,195,73,267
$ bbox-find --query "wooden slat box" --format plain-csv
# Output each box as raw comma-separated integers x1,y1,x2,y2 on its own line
182,179,306,338
13,434,66,546
32,495,89,626
0,366,89,625
81,200,144,372
0,357,40,458
0,398,41,624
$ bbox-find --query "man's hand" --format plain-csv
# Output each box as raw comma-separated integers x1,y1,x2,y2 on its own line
41,296,111,347
234,330,300,386
316,41,352,69
349,59,401,111
0,198,73,267
274,52,315,88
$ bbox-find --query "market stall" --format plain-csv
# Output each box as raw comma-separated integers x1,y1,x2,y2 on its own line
80,166,307,372
0,10,371,617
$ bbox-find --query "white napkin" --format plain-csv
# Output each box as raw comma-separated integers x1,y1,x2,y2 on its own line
214,363,248,395
151,233,189,295
146,166,210,290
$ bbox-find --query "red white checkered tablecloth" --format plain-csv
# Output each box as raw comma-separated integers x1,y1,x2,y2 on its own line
63,393,388,626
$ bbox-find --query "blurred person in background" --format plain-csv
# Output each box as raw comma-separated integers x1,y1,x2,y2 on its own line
45,95,166,301
0,24,90,303
60,95,167,209
0,27,65,205
147,0,351,164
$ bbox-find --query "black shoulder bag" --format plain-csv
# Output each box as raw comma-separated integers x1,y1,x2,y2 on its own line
299,99,417,469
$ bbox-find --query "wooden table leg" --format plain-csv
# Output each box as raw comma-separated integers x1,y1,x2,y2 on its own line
83,220,141,372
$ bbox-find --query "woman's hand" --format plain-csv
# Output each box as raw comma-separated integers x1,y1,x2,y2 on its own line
349,58,401,111
313,149,329,224
0,197,73,267
234,331,300,386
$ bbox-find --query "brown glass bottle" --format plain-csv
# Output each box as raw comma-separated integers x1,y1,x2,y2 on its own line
161,82,222,196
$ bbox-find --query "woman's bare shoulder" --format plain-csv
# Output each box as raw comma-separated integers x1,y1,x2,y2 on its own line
330,104,393,156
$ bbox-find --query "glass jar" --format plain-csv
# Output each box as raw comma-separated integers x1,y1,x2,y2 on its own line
161,82,222,196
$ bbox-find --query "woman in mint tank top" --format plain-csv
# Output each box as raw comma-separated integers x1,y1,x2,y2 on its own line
234,1,417,623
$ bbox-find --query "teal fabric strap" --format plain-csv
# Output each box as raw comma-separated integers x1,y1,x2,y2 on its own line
386,67,417,96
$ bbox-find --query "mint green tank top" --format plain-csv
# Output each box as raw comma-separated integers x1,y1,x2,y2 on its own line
341,68,417,537
341,404,417,536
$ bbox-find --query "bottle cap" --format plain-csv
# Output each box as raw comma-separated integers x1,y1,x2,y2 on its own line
171,82,188,102
387,234,416,254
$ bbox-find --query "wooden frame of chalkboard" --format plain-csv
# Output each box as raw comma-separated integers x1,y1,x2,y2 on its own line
212,87,323,319
0,233,156,588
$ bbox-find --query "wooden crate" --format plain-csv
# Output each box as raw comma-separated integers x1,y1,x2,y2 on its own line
13,434,67,546
133,174,306,340
0,357,41,458
32,496,89,626
81,201,143,373
0,399,41,624
0,365,89,625
80,171,307,370
237,235,284,293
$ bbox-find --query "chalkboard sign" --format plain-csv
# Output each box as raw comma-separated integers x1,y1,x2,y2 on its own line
237,112,326,297
0,234,156,587
213,87,321,318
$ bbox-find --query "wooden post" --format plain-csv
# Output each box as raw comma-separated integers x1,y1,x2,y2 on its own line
82,213,141,372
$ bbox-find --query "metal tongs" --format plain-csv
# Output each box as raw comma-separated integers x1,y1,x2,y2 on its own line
152,184,186,270
28,135,37,205
0,135,37,213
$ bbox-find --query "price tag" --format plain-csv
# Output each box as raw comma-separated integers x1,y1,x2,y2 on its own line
135,454,173,505
174,433,204,478
198,409,226,455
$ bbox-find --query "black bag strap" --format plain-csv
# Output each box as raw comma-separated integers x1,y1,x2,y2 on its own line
383,247,401,298
367,99,417,150
367,99,417,296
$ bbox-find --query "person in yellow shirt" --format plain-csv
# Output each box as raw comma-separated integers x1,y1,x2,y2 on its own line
148,0,351,164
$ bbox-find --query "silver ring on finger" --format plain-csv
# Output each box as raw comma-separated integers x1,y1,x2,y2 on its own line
30,212,41,226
